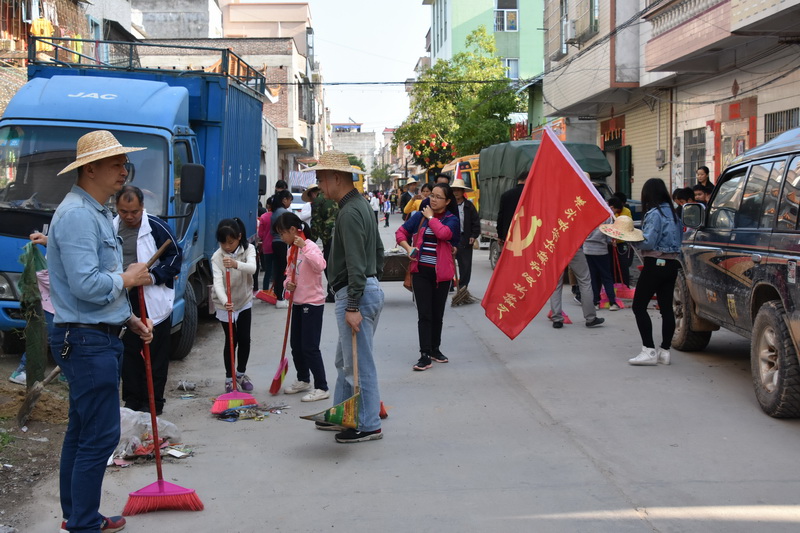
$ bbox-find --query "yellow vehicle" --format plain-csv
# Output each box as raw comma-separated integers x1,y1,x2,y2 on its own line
390,173,407,192
351,165,365,193
442,154,480,210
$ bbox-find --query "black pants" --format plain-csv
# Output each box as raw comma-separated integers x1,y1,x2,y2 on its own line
456,243,474,289
220,308,252,378
632,257,679,350
273,240,288,301
613,242,633,287
586,253,617,306
290,303,327,390
121,318,172,415
322,239,334,301
412,266,450,355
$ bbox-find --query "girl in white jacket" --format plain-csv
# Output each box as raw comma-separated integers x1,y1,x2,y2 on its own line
212,218,257,393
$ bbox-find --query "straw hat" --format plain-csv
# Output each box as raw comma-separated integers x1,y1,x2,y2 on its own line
599,216,644,242
404,177,418,189
301,184,319,202
300,150,364,175
58,130,145,175
450,178,472,191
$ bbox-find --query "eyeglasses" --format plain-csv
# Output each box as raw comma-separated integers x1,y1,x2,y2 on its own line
430,194,447,200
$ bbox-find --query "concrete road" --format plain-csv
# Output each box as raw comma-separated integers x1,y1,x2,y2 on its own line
25,222,800,532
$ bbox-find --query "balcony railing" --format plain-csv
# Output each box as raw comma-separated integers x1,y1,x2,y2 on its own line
648,0,726,38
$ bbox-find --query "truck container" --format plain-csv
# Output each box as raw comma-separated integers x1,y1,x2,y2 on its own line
478,140,614,269
0,37,265,358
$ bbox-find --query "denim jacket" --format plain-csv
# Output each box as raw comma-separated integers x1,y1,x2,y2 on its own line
48,185,131,325
639,203,682,254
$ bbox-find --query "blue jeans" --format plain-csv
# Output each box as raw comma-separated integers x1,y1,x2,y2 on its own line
334,278,384,432
51,326,123,532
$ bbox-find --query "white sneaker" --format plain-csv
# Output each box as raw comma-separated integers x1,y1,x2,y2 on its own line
284,380,311,394
8,370,26,385
608,303,620,311
275,300,289,309
301,389,330,402
628,347,658,366
656,347,671,365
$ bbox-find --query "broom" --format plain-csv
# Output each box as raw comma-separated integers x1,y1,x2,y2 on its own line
269,243,301,395
123,286,203,515
211,268,258,414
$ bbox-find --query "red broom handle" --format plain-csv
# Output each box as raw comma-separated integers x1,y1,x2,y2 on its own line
138,286,163,482
226,268,237,392
279,249,300,364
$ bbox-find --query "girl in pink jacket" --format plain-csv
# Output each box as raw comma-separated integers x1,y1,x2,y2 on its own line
275,212,330,402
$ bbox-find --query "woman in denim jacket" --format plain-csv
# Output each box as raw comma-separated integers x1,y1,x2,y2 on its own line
629,178,683,366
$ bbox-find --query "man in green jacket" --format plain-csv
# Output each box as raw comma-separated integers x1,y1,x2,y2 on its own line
306,150,385,443
304,183,338,302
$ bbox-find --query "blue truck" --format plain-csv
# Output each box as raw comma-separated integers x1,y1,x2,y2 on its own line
0,38,265,359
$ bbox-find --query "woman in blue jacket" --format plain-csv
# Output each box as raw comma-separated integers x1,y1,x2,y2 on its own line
629,178,683,366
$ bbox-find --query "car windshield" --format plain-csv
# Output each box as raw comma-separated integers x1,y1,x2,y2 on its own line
0,126,168,214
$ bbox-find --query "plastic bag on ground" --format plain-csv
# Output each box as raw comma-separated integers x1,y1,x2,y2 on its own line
115,407,181,458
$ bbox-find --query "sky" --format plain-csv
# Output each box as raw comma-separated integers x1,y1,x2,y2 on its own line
302,1,431,132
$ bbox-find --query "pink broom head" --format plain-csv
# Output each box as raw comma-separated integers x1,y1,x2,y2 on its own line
122,480,204,515
210,391,258,415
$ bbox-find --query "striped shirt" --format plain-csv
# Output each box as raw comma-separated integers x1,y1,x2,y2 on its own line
418,225,438,267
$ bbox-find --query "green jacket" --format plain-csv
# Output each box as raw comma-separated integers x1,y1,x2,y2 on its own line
311,191,337,244
329,189,384,309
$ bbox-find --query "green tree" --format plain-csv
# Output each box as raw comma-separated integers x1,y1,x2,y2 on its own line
370,163,392,191
347,155,366,171
395,26,522,165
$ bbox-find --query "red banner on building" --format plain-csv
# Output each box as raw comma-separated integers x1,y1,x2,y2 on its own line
481,128,612,339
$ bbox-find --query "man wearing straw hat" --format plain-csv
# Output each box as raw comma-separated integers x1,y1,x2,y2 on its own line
49,130,155,533
451,178,480,303
305,150,385,443
399,177,418,221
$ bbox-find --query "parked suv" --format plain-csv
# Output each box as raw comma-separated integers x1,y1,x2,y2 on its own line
676,127,800,418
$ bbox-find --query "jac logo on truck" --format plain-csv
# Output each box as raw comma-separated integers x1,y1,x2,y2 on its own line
67,92,118,100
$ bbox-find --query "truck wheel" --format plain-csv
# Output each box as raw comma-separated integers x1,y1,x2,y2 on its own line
671,270,711,351
489,240,501,270
1,330,25,354
751,300,800,418
170,283,198,361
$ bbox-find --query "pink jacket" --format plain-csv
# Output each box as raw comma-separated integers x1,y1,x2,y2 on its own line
395,212,456,284
284,239,326,305
258,212,273,254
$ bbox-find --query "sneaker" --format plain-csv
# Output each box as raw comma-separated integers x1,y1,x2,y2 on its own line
572,295,581,305
61,515,126,533
284,380,311,394
225,379,233,393
656,347,671,365
315,421,340,431
301,389,330,402
430,351,449,363
629,347,658,366
335,428,383,443
413,355,432,371
552,321,563,329
608,303,621,311
237,374,254,392
594,303,601,310
585,317,605,328
276,300,289,309
8,370,26,386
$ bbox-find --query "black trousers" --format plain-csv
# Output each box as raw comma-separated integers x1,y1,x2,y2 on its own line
412,266,450,355
456,243,474,289
632,257,679,350
220,308,252,378
121,318,172,415
322,239,334,300
272,240,288,301
290,303,327,390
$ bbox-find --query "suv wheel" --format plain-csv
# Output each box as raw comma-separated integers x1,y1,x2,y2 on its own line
751,300,800,418
672,270,711,351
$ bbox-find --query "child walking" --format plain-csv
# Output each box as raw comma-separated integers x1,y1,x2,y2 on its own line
275,212,330,402
211,218,257,392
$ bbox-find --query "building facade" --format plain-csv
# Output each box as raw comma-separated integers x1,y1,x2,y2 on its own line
131,0,223,39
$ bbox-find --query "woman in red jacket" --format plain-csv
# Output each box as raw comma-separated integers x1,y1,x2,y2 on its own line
396,183,460,371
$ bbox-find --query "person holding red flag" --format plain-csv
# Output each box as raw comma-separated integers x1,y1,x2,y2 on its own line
396,183,460,370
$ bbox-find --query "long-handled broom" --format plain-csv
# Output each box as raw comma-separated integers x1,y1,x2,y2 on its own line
123,285,203,515
211,268,258,414
269,246,300,395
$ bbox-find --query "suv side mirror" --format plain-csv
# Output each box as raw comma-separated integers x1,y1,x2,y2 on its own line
259,174,267,196
180,164,205,204
682,203,703,228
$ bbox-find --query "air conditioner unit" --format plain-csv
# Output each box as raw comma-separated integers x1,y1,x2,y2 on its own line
565,20,578,44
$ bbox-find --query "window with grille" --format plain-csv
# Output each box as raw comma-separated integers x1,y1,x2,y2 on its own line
765,108,799,142
495,0,518,32
684,128,706,185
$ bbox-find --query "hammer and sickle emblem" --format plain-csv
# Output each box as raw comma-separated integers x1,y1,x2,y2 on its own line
507,206,542,257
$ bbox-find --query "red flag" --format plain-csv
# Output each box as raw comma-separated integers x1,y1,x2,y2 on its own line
481,128,612,339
